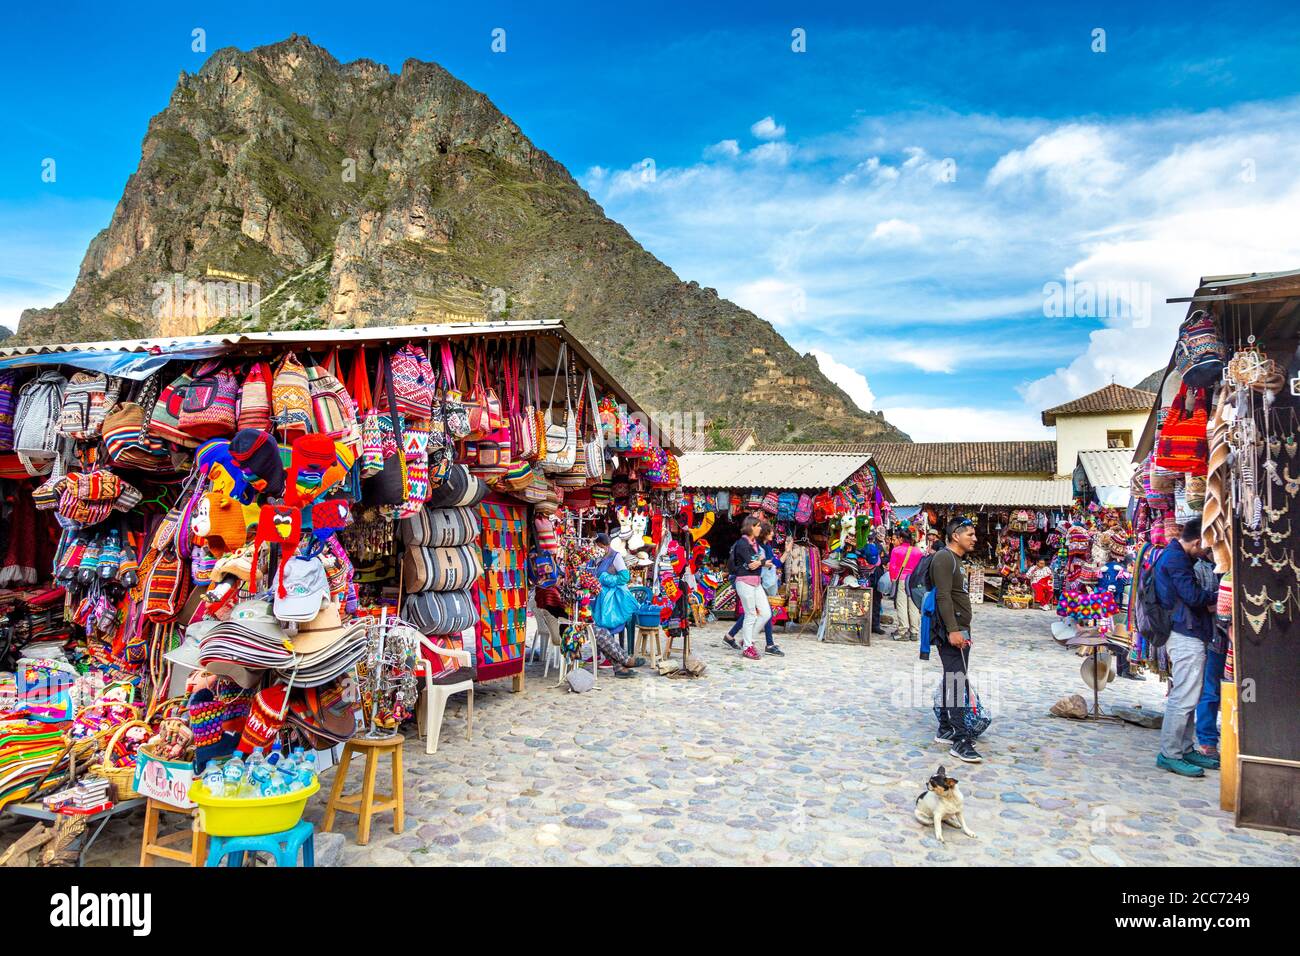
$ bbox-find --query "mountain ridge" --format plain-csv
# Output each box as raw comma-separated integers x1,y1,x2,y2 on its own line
13,35,908,444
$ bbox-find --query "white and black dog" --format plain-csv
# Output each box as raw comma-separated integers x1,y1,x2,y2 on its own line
914,765,977,844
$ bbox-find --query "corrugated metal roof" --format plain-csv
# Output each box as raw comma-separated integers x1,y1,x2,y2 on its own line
1077,449,1136,489
677,452,873,492
886,476,1075,508
760,441,1057,476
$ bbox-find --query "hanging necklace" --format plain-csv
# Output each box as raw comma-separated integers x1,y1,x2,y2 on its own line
1243,606,1270,635
1284,465,1300,497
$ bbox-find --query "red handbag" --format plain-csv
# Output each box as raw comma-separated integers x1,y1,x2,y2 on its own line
1155,384,1209,477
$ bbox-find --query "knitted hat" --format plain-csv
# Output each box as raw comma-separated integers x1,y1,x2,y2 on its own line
310,498,352,541
236,684,289,756
252,504,302,595
230,429,285,498
286,434,347,508
203,491,248,557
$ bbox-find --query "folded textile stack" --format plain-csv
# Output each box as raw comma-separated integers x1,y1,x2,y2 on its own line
0,719,68,809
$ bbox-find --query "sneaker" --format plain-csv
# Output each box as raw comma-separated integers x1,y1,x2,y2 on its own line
1197,744,1220,759
597,657,614,669
948,739,983,763
614,668,637,679
765,644,785,657
1156,753,1205,777
1183,750,1220,771
723,636,739,651
934,728,956,746
742,646,760,661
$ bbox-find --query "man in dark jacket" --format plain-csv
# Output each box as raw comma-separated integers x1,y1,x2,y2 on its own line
931,517,981,763
1153,518,1219,777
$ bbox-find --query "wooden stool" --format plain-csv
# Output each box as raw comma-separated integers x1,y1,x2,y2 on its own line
323,734,405,846
634,624,664,666
664,629,692,660
139,798,207,867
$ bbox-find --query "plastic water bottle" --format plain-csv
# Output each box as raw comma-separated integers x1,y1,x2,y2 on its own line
268,739,282,766
297,751,318,788
202,760,225,797
250,756,273,796
247,746,265,773
221,754,245,794
265,770,289,797
278,751,297,778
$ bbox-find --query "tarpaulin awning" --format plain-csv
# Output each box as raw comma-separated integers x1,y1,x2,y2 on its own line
0,347,225,380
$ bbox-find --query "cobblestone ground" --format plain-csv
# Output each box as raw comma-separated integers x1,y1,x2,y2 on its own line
27,604,1300,866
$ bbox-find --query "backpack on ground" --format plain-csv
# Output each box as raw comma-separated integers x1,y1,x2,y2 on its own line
1135,545,1172,647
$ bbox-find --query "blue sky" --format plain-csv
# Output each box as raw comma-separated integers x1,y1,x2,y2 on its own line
5,1,1300,439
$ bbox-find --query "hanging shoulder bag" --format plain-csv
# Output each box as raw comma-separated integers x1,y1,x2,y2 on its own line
542,342,576,473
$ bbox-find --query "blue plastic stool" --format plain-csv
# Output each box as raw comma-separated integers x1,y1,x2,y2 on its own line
205,820,315,867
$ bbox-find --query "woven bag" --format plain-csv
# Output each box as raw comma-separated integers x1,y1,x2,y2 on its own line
177,366,238,440
1155,384,1209,477
271,352,312,435
1174,310,1227,389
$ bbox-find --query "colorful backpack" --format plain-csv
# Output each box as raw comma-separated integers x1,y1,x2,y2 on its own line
761,491,780,516
306,358,359,448
238,361,273,431
388,343,435,420
149,368,197,446
795,493,813,524
776,492,798,522
529,550,562,589
1174,310,1227,389
271,353,312,435
177,365,238,440
12,370,67,476
0,370,16,451
1155,384,1209,477
59,372,121,442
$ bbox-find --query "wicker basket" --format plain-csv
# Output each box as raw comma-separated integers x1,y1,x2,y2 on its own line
1002,593,1033,610
88,719,151,801
68,701,140,763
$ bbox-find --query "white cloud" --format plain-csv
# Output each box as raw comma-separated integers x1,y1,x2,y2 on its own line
704,139,741,159
747,141,794,165
729,277,807,328
585,95,1300,433
986,124,1125,198
869,218,922,244
811,349,876,411
750,116,786,140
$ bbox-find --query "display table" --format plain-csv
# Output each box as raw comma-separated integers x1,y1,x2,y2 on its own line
6,797,144,867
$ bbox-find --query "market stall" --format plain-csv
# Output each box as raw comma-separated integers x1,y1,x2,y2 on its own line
0,318,681,859
1132,269,1300,835
677,451,894,626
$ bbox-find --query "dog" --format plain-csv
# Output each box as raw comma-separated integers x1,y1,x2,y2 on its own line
914,765,977,844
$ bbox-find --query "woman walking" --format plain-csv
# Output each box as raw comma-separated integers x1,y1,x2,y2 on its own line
728,516,771,661
888,529,923,641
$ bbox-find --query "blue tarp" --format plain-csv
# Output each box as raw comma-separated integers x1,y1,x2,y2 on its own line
0,346,225,380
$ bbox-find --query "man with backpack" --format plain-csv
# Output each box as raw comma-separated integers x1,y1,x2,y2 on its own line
919,517,983,764
1152,518,1220,778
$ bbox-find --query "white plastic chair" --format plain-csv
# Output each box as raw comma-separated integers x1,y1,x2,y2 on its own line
415,631,474,755
532,606,566,678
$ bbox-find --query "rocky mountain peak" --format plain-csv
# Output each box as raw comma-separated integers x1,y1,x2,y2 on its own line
13,35,907,443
